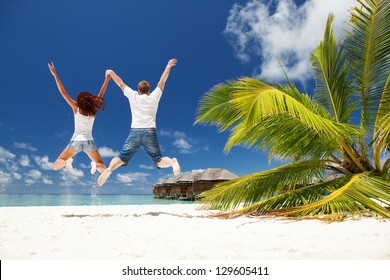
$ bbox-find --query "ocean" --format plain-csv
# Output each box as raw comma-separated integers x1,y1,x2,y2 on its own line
0,194,194,207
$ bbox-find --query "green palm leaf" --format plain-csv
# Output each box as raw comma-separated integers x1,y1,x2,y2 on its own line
272,173,390,219
232,77,360,141
344,0,390,134
225,114,338,162
200,160,329,211
311,14,356,123
373,74,390,169
232,177,351,216
231,77,367,171
194,81,241,132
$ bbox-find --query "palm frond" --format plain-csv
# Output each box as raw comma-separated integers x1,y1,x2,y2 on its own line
278,83,331,119
382,158,390,176
343,0,390,133
311,14,356,123
232,177,351,216
373,74,390,169
232,77,360,141
272,173,390,220
224,114,338,162
200,160,329,211
376,111,390,149
231,77,369,171
194,81,240,132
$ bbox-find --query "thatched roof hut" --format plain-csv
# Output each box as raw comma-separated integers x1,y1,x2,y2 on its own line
153,178,169,197
153,168,238,200
196,168,238,182
192,168,238,194
154,178,166,187
176,172,200,184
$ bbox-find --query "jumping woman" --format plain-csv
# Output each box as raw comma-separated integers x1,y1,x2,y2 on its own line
48,62,110,174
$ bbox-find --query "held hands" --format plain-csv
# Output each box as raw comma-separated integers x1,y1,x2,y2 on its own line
105,69,113,77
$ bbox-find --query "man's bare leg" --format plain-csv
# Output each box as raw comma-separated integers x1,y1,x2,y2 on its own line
157,157,181,176
98,157,125,186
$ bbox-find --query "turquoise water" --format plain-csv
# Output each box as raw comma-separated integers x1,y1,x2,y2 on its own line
0,194,194,207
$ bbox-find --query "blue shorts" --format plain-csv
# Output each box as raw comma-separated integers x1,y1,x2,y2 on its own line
119,128,162,165
67,140,97,153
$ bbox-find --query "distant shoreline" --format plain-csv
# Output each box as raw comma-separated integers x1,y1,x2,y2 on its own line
0,193,193,207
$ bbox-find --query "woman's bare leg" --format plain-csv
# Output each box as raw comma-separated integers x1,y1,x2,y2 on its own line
86,150,106,174
53,148,78,171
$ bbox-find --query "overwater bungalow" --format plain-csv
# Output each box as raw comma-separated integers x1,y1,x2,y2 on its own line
153,168,238,200
152,178,169,199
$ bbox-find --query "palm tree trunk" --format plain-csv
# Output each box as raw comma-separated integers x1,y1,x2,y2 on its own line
335,136,367,172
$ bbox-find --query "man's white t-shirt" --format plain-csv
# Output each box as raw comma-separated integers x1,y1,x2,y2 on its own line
123,86,162,128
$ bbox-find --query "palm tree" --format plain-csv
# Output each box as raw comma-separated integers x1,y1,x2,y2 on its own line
195,0,390,220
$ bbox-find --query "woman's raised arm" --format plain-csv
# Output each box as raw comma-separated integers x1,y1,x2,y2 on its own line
97,72,111,99
48,62,77,112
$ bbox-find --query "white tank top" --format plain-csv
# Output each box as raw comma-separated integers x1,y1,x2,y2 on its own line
70,108,95,141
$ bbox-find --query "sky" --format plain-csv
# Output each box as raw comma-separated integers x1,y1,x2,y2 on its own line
0,0,357,194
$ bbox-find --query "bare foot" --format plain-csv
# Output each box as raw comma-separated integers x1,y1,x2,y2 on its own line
90,161,97,174
171,158,180,176
66,158,74,172
98,168,112,186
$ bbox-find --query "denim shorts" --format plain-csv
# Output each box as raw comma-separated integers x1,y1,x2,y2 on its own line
119,128,162,165
67,140,97,153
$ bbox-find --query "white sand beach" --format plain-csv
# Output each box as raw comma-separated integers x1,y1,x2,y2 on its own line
0,204,389,260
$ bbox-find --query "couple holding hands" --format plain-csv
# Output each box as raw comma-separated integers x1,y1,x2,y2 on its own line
48,59,181,186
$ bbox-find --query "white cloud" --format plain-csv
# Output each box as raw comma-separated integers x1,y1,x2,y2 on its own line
160,130,187,138
26,169,42,180
42,177,53,185
140,164,154,170
0,146,15,162
59,168,85,186
98,146,120,157
160,130,199,154
225,0,355,83
34,155,54,170
19,154,31,167
24,169,43,185
190,169,206,173
173,138,194,154
0,147,19,176
14,142,38,152
116,172,151,185
0,171,12,185
24,179,35,185
78,163,89,169
63,168,84,178
13,172,22,180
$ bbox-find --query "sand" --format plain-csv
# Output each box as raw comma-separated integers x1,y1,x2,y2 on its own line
0,204,389,260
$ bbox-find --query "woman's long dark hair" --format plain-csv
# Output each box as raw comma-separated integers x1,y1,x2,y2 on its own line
76,92,105,116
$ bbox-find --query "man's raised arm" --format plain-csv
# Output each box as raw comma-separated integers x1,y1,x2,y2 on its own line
106,69,126,92
157,58,177,92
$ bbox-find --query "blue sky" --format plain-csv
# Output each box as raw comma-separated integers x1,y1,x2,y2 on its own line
0,0,356,194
